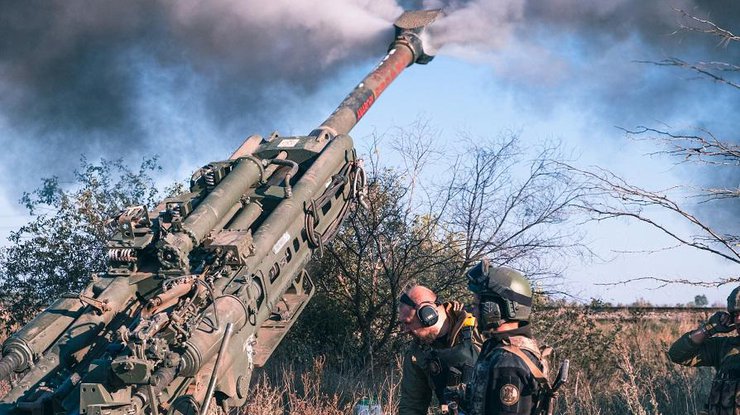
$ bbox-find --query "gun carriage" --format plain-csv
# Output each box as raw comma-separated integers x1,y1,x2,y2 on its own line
0,10,441,415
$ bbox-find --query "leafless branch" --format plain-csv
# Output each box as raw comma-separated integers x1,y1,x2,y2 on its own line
595,275,740,289
635,58,740,90
673,8,740,47
621,126,740,165
563,163,740,265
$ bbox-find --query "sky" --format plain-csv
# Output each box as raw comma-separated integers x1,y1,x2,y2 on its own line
0,0,737,305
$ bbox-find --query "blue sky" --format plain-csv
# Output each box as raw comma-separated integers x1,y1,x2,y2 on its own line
0,0,737,305
349,55,738,306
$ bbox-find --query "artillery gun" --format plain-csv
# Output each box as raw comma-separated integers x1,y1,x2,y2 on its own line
0,10,442,415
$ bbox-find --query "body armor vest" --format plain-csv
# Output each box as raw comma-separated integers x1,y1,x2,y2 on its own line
426,325,477,402
707,348,740,415
468,335,544,415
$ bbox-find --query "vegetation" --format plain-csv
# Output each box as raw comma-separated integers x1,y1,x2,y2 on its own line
0,158,160,326
0,303,716,414
234,304,714,415
293,129,586,367
566,9,739,286
534,306,713,415
0,158,177,327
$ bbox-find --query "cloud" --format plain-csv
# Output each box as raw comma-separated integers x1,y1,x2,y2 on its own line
0,0,736,208
0,0,401,192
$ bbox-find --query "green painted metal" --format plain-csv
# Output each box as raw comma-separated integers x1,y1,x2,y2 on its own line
0,10,442,415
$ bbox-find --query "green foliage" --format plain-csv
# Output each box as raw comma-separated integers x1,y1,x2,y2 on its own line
277,293,358,367
695,294,709,307
300,169,466,365
0,157,171,327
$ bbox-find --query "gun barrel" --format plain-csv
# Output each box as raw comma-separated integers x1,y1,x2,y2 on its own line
0,352,23,381
0,296,86,381
312,9,441,138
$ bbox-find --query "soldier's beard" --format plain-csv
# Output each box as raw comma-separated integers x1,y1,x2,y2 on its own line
413,326,441,344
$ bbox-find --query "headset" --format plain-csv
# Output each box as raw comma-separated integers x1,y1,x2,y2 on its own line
400,292,441,327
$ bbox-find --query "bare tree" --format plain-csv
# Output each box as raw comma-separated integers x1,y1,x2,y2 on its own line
568,162,739,265
566,9,739,285
303,125,588,365
441,132,588,291
636,9,740,90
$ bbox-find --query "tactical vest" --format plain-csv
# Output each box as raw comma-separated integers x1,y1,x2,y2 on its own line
467,336,549,415
425,324,478,404
707,349,740,415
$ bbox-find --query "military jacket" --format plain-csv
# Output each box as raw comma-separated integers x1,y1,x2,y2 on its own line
466,325,543,415
399,301,483,415
669,332,740,415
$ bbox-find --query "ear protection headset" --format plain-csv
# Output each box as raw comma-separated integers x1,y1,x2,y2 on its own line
400,292,441,327
478,295,515,329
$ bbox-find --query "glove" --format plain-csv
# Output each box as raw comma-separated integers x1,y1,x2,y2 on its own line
702,311,735,336
443,384,463,406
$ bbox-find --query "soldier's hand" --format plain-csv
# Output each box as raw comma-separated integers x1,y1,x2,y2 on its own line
443,384,466,412
702,311,735,336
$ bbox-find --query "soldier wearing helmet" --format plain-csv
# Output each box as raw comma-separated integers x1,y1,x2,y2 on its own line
398,284,483,415
668,286,740,415
462,260,549,415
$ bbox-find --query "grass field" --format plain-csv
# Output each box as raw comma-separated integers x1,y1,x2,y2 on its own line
0,307,721,414
241,307,718,415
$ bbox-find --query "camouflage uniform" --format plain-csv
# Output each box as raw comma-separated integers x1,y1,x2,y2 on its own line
669,327,740,414
399,301,483,415
466,324,543,415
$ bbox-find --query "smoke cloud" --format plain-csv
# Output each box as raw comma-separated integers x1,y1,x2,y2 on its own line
0,0,737,210
0,0,401,190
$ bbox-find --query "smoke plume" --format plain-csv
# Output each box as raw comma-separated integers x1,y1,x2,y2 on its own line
0,0,401,189
0,0,737,209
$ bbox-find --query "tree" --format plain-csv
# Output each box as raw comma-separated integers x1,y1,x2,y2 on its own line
566,10,739,286
442,133,588,289
694,294,709,307
308,168,456,363
293,126,588,366
0,157,174,327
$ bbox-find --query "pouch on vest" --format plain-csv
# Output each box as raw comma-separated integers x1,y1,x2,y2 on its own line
431,326,477,412
707,378,739,415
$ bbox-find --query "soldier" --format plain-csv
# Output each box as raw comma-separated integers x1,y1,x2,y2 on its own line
668,286,740,415
463,260,551,415
398,284,483,415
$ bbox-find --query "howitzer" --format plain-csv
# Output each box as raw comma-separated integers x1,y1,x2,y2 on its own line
0,9,442,415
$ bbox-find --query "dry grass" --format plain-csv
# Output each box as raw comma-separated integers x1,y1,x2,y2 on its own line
532,308,713,415
0,308,718,414
246,307,716,414
242,355,402,415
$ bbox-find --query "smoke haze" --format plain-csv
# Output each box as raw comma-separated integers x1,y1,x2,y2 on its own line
0,0,402,188
0,0,737,204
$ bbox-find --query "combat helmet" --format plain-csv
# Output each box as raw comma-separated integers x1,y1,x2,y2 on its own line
466,259,533,329
728,286,740,313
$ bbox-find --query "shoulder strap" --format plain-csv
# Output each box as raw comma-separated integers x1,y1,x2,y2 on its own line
501,345,552,390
